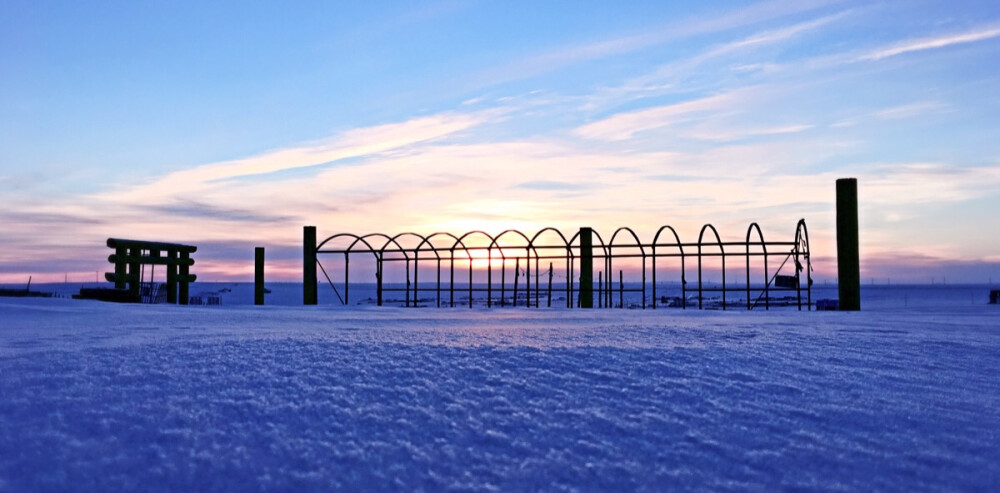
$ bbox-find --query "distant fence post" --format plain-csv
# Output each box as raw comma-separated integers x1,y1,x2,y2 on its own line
255,247,265,305
836,178,860,311
579,227,594,308
304,226,317,305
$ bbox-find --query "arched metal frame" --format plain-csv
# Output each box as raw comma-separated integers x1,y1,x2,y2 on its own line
312,221,812,310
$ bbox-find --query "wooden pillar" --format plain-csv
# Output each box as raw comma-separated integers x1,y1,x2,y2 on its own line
114,247,127,289
579,227,594,308
837,178,861,311
166,249,178,304
255,247,265,305
128,247,140,299
178,251,191,305
304,226,317,305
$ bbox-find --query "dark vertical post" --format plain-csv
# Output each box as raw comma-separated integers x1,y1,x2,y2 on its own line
255,247,265,305
836,178,861,311
547,262,553,307
580,227,594,308
598,272,602,308
513,258,520,307
304,226,317,305
652,249,657,309
115,247,127,289
501,259,506,307
166,249,178,304
526,248,532,308
376,257,383,306
128,247,140,299
178,251,190,305
619,270,624,308
535,257,540,308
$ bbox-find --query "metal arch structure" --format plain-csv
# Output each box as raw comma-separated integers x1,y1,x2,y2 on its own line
305,220,812,310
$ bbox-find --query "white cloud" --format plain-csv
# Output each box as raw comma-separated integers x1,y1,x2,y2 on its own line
860,26,1000,61
471,0,845,87
873,101,947,120
102,111,496,204
574,91,743,141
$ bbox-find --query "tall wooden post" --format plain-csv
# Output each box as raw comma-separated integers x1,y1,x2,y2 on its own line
178,251,191,305
166,249,178,304
837,178,861,311
304,226,317,305
114,247,127,289
128,248,140,299
255,247,265,305
579,227,594,308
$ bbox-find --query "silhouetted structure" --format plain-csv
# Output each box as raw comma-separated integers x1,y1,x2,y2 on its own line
104,238,197,304
990,290,999,305
303,220,811,310
255,247,265,305
836,178,861,311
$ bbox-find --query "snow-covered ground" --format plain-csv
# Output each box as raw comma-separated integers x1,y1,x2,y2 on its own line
1,290,998,491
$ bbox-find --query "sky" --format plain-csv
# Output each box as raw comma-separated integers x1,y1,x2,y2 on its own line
2,0,1000,284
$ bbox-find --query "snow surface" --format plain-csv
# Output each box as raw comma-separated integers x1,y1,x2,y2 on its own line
1,293,998,491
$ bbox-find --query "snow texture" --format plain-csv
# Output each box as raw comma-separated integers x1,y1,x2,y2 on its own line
1,291,999,491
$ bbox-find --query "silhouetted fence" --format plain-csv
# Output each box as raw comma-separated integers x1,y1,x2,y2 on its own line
304,220,812,310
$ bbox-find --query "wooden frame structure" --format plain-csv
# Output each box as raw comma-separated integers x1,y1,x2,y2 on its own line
105,238,197,304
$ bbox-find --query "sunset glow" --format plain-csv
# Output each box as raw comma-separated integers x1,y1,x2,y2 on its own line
2,1,999,283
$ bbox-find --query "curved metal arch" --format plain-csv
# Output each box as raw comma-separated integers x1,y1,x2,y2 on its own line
745,222,769,310
795,219,810,252
382,232,431,255
448,230,497,308
608,226,645,253
528,227,576,308
794,218,812,311
451,230,496,255
606,226,648,309
567,229,610,257
378,232,444,309
314,232,395,307
528,227,572,250
411,231,468,308
696,223,726,310
487,229,535,258
316,233,381,258
651,224,687,309
697,224,723,245
484,229,536,308
652,225,683,248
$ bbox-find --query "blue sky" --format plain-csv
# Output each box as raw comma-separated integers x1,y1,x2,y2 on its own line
2,0,1000,283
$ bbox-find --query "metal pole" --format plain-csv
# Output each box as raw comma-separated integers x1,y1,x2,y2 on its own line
514,258,520,307
303,226,317,305
255,247,264,305
547,262,553,307
598,272,602,308
579,227,594,308
837,178,861,310
619,270,623,308
377,257,383,306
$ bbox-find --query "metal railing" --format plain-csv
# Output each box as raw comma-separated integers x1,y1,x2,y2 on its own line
305,220,811,310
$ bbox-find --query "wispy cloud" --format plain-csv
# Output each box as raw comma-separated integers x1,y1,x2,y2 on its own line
574,91,744,141
873,101,948,120
472,0,846,87
680,124,813,142
703,10,852,57
104,111,496,204
860,26,1000,61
